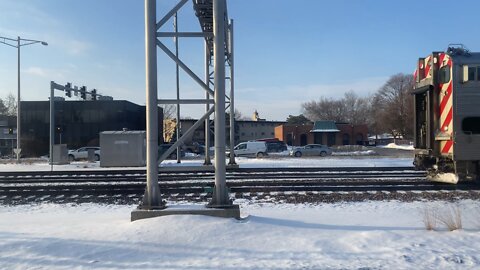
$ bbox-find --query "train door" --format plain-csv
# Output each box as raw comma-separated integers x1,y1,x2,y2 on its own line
413,87,432,150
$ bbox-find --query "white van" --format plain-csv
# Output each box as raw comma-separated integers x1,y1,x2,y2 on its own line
233,141,267,158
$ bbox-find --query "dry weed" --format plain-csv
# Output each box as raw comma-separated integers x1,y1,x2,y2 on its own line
438,205,463,231
422,207,438,230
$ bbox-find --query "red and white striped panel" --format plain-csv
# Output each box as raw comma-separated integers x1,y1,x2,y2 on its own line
437,53,453,155
424,55,433,80
416,56,433,81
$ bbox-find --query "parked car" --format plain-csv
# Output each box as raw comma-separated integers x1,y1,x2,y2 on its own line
255,138,287,153
158,144,185,160
68,147,101,161
184,142,206,155
266,141,287,152
290,144,332,157
231,141,268,158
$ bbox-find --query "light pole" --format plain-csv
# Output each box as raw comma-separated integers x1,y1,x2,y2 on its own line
0,35,48,161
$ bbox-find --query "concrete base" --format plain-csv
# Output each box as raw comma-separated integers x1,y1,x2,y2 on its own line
227,163,239,169
131,204,240,221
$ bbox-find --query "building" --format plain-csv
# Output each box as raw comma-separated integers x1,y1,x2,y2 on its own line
166,118,286,147
20,100,163,157
0,115,16,157
275,120,368,146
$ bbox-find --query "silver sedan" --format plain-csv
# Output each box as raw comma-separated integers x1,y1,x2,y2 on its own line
290,144,332,157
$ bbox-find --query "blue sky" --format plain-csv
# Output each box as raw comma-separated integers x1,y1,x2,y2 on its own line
1,0,480,121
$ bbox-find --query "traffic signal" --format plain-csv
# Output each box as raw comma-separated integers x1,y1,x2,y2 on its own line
55,125,63,133
8,127,13,134
65,82,72,97
80,86,86,100
91,89,97,101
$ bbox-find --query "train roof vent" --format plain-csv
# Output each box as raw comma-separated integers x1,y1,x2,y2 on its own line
447,44,471,56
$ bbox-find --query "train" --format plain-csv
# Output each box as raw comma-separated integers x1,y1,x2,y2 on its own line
412,45,480,183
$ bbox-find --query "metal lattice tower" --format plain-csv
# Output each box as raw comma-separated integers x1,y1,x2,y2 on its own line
141,0,235,209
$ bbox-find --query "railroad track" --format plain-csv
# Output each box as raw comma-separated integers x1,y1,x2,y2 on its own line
1,167,479,204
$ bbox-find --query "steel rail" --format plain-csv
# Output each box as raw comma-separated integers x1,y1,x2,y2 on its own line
1,167,478,205
0,166,417,178
1,178,478,196
0,171,426,184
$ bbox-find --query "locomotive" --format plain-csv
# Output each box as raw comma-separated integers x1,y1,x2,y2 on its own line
412,45,480,183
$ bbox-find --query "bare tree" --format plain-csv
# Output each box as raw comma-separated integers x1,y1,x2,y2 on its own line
342,91,370,125
368,94,384,138
374,73,414,138
161,104,177,143
0,93,17,116
302,97,346,122
234,109,248,120
5,94,17,116
286,114,311,125
301,91,370,125
0,99,7,116
161,104,176,120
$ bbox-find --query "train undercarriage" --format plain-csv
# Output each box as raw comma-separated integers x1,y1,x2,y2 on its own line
414,152,479,184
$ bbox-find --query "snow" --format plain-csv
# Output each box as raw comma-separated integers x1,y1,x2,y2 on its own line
428,172,459,184
0,156,414,171
1,201,480,269
332,150,376,156
161,157,413,168
378,143,414,151
2,156,479,269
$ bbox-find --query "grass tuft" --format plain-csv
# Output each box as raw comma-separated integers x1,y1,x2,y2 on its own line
422,207,438,230
437,205,463,231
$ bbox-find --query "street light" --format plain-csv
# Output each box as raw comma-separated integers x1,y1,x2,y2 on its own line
0,35,48,161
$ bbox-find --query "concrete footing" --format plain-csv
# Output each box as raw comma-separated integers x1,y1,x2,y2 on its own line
131,204,240,221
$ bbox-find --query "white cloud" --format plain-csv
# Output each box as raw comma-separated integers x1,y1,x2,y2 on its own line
66,40,92,56
23,66,68,81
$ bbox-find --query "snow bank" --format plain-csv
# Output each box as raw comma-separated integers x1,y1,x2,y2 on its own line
332,150,376,156
378,143,414,151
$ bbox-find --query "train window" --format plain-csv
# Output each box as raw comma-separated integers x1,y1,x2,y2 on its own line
477,67,480,81
462,117,480,134
439,66,450,83
468,67,476,81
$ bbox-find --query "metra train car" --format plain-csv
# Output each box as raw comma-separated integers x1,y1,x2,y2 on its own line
412,45,480,183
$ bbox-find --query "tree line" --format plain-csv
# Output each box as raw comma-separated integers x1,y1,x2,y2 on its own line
292,73,414,139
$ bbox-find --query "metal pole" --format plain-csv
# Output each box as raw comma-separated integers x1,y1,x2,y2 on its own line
174,12,181,163
142,0,163,209
228,20,236,165
16,37,20,161
204,41,212,165
210,0,230,207
49,82,54,166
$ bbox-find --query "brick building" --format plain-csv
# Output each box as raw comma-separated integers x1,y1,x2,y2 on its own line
275,121,368,146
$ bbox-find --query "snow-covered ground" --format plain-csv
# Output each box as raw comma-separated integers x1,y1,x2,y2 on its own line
2,155,479,269
161,157,413,168
0,156,414,171
1,201,480,269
